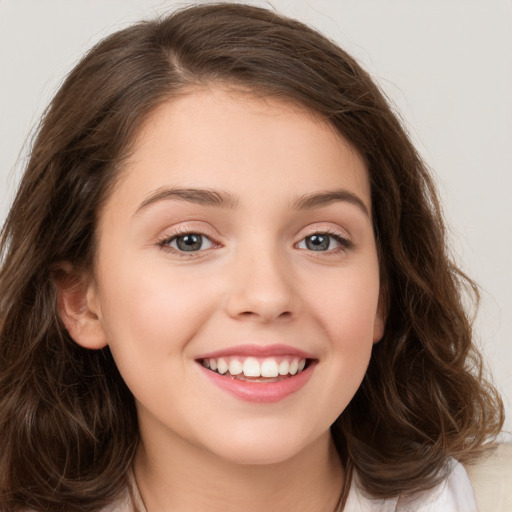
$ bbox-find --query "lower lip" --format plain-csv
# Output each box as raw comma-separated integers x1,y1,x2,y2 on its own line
198,363,315,403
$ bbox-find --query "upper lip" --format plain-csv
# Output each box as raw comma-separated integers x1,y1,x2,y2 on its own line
196,344,315,360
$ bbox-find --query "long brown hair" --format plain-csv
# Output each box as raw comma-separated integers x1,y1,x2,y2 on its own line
0,3,503,511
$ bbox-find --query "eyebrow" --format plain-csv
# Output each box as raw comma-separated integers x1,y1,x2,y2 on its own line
134,186,369,217
135,187,239,215
292,189,370,217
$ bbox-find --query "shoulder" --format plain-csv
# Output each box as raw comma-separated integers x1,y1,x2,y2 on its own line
465,442,512,512
344,458,477,512
396,459,477,512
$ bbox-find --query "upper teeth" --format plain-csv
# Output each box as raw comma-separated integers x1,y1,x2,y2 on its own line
201,356,307,377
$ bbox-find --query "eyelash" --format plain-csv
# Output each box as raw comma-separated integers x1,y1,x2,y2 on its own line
157,228,219,257
296,229,353,255
157,228,352,257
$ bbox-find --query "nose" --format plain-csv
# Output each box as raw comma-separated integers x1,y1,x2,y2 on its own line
224,247,298,323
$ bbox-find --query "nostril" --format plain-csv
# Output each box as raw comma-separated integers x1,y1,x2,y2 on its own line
238,310,292,320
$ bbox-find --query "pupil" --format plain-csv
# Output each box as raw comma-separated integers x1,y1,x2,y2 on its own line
177,234,202,251
306,235,329,251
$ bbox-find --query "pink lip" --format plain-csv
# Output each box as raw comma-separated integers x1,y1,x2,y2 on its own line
197,362,316,404
196,343,315,360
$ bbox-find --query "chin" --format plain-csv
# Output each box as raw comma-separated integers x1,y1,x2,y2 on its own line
222,449,299,466
202,424,325,467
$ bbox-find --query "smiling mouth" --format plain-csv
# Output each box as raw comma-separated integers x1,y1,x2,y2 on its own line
198,356,313,382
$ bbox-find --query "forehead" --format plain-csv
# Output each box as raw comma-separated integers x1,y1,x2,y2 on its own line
109,87,371,214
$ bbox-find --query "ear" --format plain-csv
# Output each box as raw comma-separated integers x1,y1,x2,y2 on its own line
373,312,386,344
373,293,387,344
53,263,108,350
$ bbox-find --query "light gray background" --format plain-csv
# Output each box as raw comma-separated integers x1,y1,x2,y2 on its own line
1,0,511,431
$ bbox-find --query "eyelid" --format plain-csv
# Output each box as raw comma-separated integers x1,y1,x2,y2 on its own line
154,222,353,257
156,223,222,256
167,233,214,251
299,224,352,242
295,224,353,252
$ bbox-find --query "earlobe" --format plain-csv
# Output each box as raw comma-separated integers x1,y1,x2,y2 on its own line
373,293,388,343
53,264,108,350
373,313,386,343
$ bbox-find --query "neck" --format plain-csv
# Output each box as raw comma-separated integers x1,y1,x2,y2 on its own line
134,425,344,512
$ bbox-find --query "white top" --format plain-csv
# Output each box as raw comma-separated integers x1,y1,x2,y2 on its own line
102,459,477,511
344,459,477,511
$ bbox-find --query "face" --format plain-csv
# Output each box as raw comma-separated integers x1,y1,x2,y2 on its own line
78,88,384,465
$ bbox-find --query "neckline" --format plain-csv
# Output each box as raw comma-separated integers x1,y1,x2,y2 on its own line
126,468,351,512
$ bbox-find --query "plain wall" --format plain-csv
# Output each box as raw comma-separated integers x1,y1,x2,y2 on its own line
1,0,511,431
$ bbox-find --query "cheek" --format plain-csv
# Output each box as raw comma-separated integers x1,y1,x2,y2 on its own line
306,262,381,342
301,261,380,398
95,266,220,409
96,261,218,358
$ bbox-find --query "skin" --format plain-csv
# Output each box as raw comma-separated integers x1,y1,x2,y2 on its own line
59,87,384,511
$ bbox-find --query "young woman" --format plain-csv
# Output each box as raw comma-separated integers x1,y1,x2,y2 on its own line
0,4,504,511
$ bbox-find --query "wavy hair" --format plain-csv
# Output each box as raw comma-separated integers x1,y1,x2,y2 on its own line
0,3,503,510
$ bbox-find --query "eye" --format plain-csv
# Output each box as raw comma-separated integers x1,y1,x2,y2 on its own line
297,233,347,252
163,233,214,252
